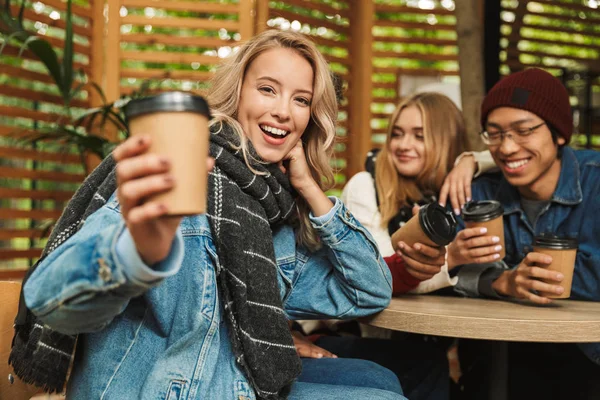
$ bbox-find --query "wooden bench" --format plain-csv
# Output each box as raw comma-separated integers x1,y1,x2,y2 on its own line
1,281,42,400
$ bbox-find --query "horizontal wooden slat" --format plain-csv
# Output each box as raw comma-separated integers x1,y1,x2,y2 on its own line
373,50,458,61
0,84,89,108
372,95,397,102
40,0,92,19
372,112,393,120
311,35,349,49
507,1,600,14
0,105,63,124
1,45,91,75
506,48,598,64
121,50,220,65
0,268,28,280
0,209,63,220
121,33,237,48
503,60,562,73
42,34,91,57
0,125,37,139
373,82,398,89
372,36,456,46
0,188,74,201
373,66,458,76
122,15,239,31
0,146,81,164
119,86,203,96
510,22,600,39
0,65,85,85
0,229,49,240
522,10,600,26
324,54,350,66
0,249,42,261
0,166,84,183
375,20,456,32
122,0,239,13
282,0,350,19
121,68,213,81
17,7,92,37
375,4,453,16
269,9,350,36
508,36,600,52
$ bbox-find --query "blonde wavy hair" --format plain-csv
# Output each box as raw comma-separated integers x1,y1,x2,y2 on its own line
376,92,467,228
207,29,338,250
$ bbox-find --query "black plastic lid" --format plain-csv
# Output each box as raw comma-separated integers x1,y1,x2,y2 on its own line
462,200,504,222
418,203,457,246
533,234,578,250
124,92,210,120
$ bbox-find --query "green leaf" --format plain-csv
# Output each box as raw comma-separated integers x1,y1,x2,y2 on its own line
63,0,74,103
25,37,65,98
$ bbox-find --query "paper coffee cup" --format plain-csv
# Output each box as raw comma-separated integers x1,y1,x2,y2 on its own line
462,200,505,259
533,235,578,299
125,92,211,216
391,203,457,251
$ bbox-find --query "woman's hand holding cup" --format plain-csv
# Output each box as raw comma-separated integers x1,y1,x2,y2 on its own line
491,252,563,304
114,135,214,265
447,227,503,269
396,241,446,281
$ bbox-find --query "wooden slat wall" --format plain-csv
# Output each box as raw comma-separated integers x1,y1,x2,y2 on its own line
370,1,459,150
105,0,255,102
500,0,600,149
262,0,351,190
0,0,101,269
501,0,600,76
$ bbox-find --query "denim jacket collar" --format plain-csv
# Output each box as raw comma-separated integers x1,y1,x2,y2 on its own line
496,146,582,215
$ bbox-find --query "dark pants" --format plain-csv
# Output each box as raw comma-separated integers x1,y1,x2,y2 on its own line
314,335,450,400
458,340,600,400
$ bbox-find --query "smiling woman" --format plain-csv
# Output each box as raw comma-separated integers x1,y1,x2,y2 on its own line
236,48,313,164
15,29,405,400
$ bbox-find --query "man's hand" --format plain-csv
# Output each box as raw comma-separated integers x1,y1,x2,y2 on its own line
291,330,337,359
492,252,563,304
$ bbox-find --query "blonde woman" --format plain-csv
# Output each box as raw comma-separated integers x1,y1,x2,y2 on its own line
343,92,502,296
297,93,499,400
19,30,404,400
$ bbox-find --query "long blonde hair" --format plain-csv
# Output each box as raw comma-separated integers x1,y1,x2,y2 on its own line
376,92,467,228
207,29,338,250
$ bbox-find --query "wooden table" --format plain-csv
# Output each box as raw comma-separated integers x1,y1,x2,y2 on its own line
361,295,600,400
360,295,600,342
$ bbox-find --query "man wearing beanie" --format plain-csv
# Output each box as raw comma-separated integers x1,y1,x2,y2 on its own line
450,68,600,399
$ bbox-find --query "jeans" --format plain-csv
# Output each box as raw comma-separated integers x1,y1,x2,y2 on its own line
294,357,405,399
315,335,450,400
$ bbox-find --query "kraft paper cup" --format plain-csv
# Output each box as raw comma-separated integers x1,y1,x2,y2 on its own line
125,92,210,216
533,235,578,299
462,200,506,260
391,203,457,251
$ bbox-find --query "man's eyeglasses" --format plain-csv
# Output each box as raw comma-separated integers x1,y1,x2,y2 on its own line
480,122,546,146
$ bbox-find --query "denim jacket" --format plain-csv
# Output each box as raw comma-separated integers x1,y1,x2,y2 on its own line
454,147,600,364
24,195,392,399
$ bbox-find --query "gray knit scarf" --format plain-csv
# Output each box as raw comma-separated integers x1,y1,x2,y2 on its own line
10,123,302,399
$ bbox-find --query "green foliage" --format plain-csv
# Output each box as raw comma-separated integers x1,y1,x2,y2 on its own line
0,0,130,166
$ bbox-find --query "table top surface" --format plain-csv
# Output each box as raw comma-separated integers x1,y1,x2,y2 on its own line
360,295,600,342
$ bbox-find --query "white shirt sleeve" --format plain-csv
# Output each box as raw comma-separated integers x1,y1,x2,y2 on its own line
454,150,498,178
